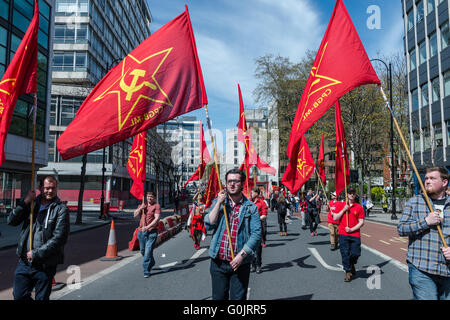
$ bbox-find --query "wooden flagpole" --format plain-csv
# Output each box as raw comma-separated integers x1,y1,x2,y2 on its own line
379,87,447,248
315,167,329,204
204,106,235,259
29,94,37,253
341,140,349,227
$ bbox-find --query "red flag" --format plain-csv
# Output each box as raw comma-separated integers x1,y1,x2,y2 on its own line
184,122,211,187
334,100,350,197
127,132,147,199
203,166,220,208
286,0,380,159
57,6,207,160
237,84,257,164
0,0,39,165
318,131,326,185
248,126,276,176
281,135,315,194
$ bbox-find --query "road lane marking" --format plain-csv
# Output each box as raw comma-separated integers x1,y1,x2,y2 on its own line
400,248,407,252
361,233,371,237
379,240,391,245
308,248,343,272
157,248,207,272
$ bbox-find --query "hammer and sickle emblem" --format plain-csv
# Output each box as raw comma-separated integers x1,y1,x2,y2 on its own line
120,69,156,101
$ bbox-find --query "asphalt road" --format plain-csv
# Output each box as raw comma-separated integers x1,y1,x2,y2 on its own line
49,210,412,301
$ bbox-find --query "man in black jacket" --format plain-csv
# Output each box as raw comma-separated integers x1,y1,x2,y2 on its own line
7,175,70,300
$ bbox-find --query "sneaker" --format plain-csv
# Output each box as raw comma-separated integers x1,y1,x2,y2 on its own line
144,274,150,278
301,226,307,230
314,231,318,236
284,232,287,236
262,243,267,248
344,272,352,282
251,266,256,272
330,245,335,251
280,232,283,236
256,266,262,274
311,232,315,237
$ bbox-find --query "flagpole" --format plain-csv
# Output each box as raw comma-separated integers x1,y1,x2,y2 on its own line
29,93,37,253
379,87,447,248
341,141,349,227
314,167,328,204
203,105,235,259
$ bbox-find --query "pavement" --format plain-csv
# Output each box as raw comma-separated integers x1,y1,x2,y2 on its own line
0,204,178,251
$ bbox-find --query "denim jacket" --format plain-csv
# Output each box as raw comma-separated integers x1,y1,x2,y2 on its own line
204,195,261,264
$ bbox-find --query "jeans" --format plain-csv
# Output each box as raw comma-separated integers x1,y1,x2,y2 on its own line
252,244,262,268
13,259,57,300
408,263,450,300
338,235,361,271
307,209,319,233
210,258,251,300
137,229,158,276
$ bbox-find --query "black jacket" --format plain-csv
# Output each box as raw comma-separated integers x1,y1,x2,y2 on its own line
7,195,70,266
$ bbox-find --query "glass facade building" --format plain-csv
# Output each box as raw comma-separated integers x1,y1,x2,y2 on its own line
402,0,450,171
0,0,53,216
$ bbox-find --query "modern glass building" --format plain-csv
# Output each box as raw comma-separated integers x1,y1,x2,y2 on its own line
0,0,53,214
402,0,450,171
38,0,173,208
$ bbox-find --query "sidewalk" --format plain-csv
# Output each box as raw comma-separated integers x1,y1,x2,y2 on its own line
0,204,177,251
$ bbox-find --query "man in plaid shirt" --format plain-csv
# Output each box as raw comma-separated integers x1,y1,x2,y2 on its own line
398,166,450,300
204,168,261,300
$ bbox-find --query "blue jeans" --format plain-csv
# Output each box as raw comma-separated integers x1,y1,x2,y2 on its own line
13,259,57,300
408,263,450,300
137,230,158,276
210,258,251,300
338,235,361,272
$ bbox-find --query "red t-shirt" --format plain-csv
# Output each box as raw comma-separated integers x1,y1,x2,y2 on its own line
338,202,364,237
139,203,161,231
328,200,345,224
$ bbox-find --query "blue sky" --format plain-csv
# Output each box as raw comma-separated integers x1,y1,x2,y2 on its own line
146,0,404,154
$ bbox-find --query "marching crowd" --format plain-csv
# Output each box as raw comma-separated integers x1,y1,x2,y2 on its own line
5,167,450,301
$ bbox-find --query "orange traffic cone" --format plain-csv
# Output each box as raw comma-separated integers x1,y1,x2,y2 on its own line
51,276,65,291
100,219,123,261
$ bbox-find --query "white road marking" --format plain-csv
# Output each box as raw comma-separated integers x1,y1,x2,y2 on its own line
247,287,251,300
308,248,343,272
158,248,207,271
379,240,391,245
158,261,178,269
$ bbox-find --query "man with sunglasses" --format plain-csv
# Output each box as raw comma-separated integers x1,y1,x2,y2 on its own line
204,168,261,300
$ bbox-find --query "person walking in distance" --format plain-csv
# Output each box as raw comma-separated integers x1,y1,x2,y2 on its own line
204,169,261,300
275,196,288,236
327,192,344,251
306,189,320,237
331,187,365,282
7,176,70,300
250,187,268,274
190,192,206,250
398,166,450,300
134,191,161,278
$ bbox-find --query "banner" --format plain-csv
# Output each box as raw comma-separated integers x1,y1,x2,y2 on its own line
334,100,350,197
0,0,39,165
57,6,207,160
127,132,147,199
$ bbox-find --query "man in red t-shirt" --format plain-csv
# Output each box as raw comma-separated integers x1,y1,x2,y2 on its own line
331,188,365,282
133,191,161,278
326,192,344,251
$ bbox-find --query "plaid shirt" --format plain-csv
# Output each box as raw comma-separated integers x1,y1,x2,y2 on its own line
218,197,242,261
398,194,450,276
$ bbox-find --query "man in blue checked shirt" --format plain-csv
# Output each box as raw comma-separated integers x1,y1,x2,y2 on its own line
398,166,450,300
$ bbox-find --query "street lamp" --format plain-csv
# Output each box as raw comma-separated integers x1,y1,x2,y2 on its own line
100,58,122,219
370,58,397,220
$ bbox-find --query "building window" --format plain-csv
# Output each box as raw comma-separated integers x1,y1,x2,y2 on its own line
421,83,429,107
407,10,414,31
430,32,438,57
412,88,419,111
423,127,431,149
431,77,440,102
447,121,450,146
427,0,435,14
419,41,427,64
413,130,421,153
410,48,416,71
441,22,449,51
434,123,443,147
445,71,450,97
0,25,6,77
416,1,424,23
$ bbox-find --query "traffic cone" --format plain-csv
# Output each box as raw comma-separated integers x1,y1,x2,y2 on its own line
51,276,65,291
100,219,123,261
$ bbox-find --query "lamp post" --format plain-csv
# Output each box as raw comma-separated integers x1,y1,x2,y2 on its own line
370,58,397,220
100,58,122,219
